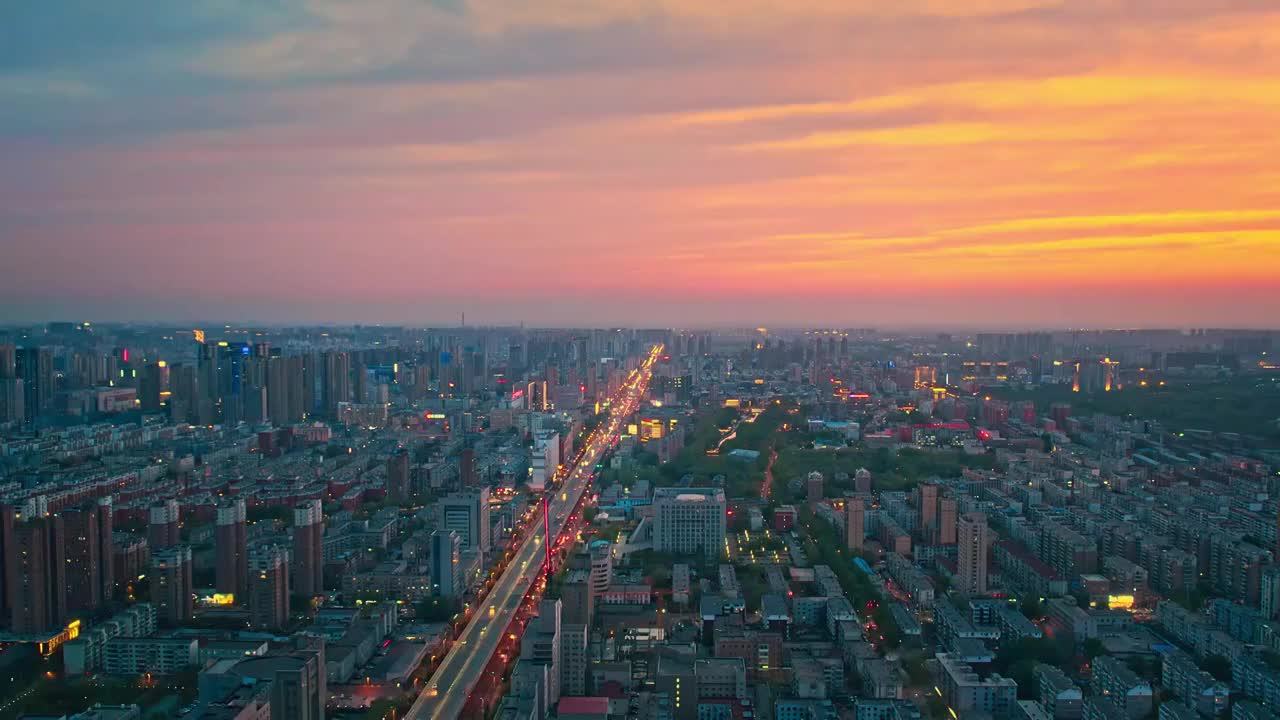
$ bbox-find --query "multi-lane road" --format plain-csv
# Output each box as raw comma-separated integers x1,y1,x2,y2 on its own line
406,345,662,720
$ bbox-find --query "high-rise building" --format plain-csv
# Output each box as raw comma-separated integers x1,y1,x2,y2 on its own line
429,530,462,598
938,497,958,546
271,639,327,720
561,573,594,627
139,361,165,413
522,599,562,705
0,344,14,379
292,500,324,596
0,378,23,424
96,497,115,603
806,472,824,503
322,351,351,417
386,450,410,503
61,504,103,614
148,499,180,550
216,499,248,602
561,623,589,697
441,488,491,555
15,348,53,420
7,514,67,633
151,545,194,627
919,483,938,532
957,513,990,596
653,488,727,561
248,546,289,631
846,497,865,552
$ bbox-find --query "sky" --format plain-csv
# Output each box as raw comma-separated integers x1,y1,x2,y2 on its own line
3,1,1279,329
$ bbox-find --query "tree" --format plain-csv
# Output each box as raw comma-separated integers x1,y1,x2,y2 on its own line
1083,638,1109,661
1202,654,1232,682
1021,596,1042,620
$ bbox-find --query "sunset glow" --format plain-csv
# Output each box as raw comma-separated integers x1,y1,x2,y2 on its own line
3,1,1279,326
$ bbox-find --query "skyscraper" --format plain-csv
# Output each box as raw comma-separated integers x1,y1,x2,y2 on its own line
151,545,194,626
248,546,290,631
386,450,410,503
61,504,103,614
938,497,958,546
96,497,115,603
441,488,491,555
292,500,325,596
957,513,990,596
0,378,23,425
322,351,351,417
148,499,180,550
15,348,53,421
429,530,462,598
7,514,67,633
846,497,865,552
216,499,248,602
919,483,938,533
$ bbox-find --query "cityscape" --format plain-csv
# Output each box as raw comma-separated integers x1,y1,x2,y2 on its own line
0,327,1278,720
5,2,1280,720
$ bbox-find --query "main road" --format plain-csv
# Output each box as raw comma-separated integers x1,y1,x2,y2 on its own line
406,344,663,720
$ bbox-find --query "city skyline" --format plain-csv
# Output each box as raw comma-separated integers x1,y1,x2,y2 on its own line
5,2,1280,326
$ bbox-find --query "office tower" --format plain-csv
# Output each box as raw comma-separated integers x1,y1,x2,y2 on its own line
653,488,727,561
561,574,594,627
7,514,67,633
148,499,180,550
846,497,865,552
0,344,14,379
292,500,324,596
957,513,990,595
589,546,612,597
522,599,562,706
806,471,824,503
97,497,115,602
386,450,410,503
938,497,958,546
322,351,351,417
271,639,327,720
61,504,103,613
15,347,53,419
919,483,938,532
151,546,194,626
139,362,164,413
168,363,200,423
216,499,248,601
248,546,289,631
286,355,306,422
430,530,462,598
441,488,491,555
0,378,23,424
267,356,289,426
854,468,872,493
561,623,589,697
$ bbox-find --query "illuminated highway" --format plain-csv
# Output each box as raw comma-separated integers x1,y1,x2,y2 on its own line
406,345,662,720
